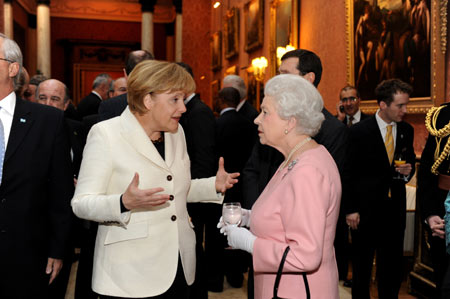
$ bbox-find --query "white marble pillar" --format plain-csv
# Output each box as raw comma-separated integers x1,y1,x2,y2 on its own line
141,11,154,54
3,0,13,38
37,1,51,77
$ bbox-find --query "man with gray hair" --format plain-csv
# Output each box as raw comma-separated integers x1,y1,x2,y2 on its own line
223,74,259,122
0,34,73,297
77,73,112,119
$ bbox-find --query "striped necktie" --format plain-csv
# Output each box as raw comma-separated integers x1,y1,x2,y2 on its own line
385,124,394,165
0,109,5,184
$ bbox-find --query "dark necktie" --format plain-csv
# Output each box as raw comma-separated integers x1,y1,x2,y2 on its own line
348,116,354,127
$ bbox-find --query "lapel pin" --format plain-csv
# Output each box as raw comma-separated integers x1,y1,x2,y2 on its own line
20,118,26,123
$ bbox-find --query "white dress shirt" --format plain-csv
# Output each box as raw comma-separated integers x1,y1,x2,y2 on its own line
375,109,397,149
0,92,16,150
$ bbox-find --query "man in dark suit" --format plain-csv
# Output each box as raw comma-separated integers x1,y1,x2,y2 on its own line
223,74,259,122
216,86,257,290
417,102,450,298
176,62,217,298
346,79,415,298
36,78,88,298
77,73,112,119
336,85,369,126
335,85,370,287
0,34,74,298
97,50,154,122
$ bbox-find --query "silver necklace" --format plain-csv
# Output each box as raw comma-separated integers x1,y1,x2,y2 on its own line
280,137,312,169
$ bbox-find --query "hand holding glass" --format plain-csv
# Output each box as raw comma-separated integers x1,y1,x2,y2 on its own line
222,202,242,227
393,152,405,180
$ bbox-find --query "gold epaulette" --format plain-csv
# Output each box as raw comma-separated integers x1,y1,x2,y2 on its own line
425,106,450,174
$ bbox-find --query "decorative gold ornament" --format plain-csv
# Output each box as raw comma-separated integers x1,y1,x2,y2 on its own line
425,106,450,174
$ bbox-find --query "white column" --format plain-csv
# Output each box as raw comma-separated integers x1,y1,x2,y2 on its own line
37,3,51,77
141,12,154,54
3,1,13,38
175,13,182,62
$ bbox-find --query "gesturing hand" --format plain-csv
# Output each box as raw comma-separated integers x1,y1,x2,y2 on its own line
122,173,170,210
215,157,240,194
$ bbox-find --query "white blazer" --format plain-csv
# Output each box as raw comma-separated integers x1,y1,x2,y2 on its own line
72,107,222,297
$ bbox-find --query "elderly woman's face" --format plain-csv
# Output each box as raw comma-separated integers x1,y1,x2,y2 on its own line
254,96,287,147
146,90,186,133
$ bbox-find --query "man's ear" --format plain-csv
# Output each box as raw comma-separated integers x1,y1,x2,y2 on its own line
9,63,19,78
63,100,70,111
379,101,387,110
303,72,315,85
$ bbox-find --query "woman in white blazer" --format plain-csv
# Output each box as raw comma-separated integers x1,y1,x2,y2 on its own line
72,60,239,299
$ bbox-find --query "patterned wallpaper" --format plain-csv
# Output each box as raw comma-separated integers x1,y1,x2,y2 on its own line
182,0,212,107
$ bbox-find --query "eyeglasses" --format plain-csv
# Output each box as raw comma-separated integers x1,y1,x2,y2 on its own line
0,58,14,63
341,96,358,103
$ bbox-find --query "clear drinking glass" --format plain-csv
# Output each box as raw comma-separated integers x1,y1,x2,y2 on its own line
222,202,242,227
393,152,406,180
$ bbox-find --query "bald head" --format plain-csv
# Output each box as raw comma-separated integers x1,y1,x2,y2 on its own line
36,79,70,111
125,50,154,75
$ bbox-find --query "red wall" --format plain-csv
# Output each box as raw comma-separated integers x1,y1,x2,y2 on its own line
182,0,212,107
50,17,141,82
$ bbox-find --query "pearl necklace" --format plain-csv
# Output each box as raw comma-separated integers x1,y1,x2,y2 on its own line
280,137,312,169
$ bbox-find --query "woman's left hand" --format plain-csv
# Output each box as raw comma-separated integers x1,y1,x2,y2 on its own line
215,157,240,194
222,225,256,254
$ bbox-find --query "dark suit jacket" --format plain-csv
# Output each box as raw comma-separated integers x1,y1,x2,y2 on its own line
342,111,370,126
417,102,450,220
217,109,256,204
66,118,87,176
242,107,348,208
77,92,102,119
346,116,415,228
0,98,74,297
179,94,217,179
238,100,259,122
97,93,128,122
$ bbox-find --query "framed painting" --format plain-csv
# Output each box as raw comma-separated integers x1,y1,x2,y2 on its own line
224,7,239,59
270,0,299,76
244,0,264,52
211,31,222,71
346,0,445,113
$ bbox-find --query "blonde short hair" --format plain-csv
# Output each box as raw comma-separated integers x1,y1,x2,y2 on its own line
127,60,196,114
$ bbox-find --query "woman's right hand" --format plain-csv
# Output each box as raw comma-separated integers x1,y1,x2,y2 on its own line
122,173,170,210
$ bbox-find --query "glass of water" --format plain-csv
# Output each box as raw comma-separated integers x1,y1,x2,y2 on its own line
222,202,242,227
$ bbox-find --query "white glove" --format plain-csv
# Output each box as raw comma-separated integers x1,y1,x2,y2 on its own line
223,225,256,254
217,208,251,233
240,208,251,227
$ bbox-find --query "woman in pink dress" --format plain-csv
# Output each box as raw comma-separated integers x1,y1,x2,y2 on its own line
220,74,341,298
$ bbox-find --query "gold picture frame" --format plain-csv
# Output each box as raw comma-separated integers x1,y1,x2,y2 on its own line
224,7,239,59
345,0,446,114
244,0,264,52
270,0,299,76
211,31,222,71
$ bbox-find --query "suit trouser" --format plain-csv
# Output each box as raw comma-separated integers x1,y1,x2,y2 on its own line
75,222,98,299
187,202,222,298
430,235,450,299
352,211,405,299
335,212,351,280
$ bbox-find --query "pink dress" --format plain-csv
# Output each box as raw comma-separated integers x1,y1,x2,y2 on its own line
251,145,341,299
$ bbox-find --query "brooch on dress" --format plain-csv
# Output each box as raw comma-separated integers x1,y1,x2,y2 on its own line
282,159,298,178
